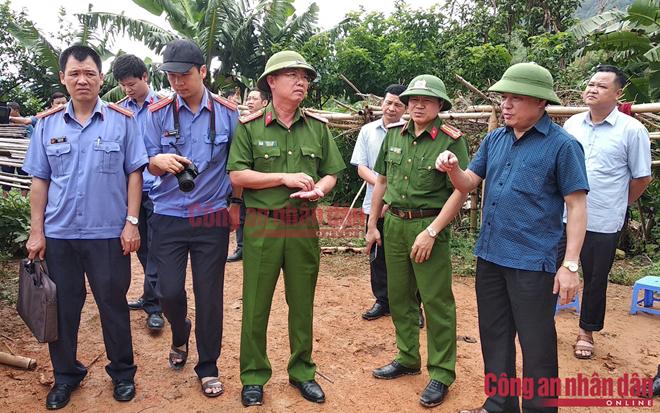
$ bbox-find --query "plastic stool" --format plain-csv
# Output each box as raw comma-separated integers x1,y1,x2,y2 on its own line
556,294,580,315
630,276,660,316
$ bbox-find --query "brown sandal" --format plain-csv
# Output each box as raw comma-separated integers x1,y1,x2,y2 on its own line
169,318,191,370
573,334,594,359
200,377,224,398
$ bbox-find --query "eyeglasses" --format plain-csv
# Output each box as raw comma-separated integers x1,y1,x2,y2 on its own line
280,71,312,83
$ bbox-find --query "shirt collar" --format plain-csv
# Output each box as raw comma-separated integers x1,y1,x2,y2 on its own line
127,88,158,110
263,102,303,127
377,118,388,132
64,98,104,123
402,116,443,140
176,88,211,114
585,107,619,126
506,112,551,139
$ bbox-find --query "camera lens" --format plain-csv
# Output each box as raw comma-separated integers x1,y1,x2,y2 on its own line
178,175,195,192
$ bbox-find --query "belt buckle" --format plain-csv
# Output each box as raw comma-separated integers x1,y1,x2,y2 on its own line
396,209,405,219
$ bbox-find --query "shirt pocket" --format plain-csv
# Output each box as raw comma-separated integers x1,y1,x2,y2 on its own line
93,140,122,174
204,132,229,163
416,159,443,192
253,145,281,172
511,164,546,195
300,144,323,179
45,143,72,177
161,135,183,154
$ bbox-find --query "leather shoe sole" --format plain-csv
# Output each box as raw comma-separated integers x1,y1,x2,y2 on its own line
241,385,264,406
373,360,421,380
289,379,325,403
46,383,77,410
113,380,136,402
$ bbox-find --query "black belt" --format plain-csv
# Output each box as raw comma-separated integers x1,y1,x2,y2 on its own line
389,207,441,220
250,207,316,223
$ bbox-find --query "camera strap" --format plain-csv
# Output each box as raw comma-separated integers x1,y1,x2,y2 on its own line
170,90,216,162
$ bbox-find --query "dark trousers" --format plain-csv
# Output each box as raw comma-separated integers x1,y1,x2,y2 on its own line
234,203,246,249
136,191,160,314
557,229,620,331
150,211,229,378
476,258,558,413
366,215,388,306
45,238,136,386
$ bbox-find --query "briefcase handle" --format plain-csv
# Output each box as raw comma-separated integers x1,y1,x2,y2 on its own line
24,259,48,288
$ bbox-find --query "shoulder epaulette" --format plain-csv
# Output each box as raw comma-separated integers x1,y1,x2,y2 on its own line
239,109,264,124
149,96,173,113
156,92,170,100
387,120,406,129
303,110,329,124
116,96,129,105
211,94,238,111
36,105,65,119
108,102,134,117
441,123,463,140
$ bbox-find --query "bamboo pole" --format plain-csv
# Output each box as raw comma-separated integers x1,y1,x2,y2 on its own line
0,351,37,370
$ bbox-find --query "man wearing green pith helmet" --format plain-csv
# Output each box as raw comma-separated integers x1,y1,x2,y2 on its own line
228,50,345,407
365,74,469,408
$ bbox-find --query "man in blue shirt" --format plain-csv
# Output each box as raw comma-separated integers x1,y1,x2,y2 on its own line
435,63,589,413
560,65,652,359
23,45,147,410
113,54,166,332
144,39,240,398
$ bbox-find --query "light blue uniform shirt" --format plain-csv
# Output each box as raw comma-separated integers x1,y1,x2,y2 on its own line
145,91,239,218
23,98,148,239
563,107,652,233
118,88,163,192
350,118,387,215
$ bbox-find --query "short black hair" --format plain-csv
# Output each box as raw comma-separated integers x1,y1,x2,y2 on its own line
7,102,20,112
59,44,102,73
50,91,67,101
249,89,269,101
112,54,148,81
595,65,627,89
384,84,406,96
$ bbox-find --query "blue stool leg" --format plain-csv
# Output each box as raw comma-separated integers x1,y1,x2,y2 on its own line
630,285,640,315
643,289,654,307
575,294,580,314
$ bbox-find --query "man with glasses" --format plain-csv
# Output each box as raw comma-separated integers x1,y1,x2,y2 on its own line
228,50,345,407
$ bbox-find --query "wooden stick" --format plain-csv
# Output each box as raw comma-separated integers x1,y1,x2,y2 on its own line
0,351,37,370
339,74,363,96
339,181,366,230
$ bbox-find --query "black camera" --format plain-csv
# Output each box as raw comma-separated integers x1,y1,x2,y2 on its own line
175,162,199,192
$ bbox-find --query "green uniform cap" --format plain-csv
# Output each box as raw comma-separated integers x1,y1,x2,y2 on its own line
398,74,453,111
257,51,317,93
488,62,561,105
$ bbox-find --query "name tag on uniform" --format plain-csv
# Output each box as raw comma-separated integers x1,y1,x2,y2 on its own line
164,129,179,137
257,140,278,147
389,146,402,154
50,136,67,144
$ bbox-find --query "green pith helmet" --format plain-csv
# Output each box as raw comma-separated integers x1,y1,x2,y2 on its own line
257,51,317,92
488,62,562,105
398,74,452,111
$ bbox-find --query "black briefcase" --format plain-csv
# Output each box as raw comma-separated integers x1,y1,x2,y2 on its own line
16,259,58,343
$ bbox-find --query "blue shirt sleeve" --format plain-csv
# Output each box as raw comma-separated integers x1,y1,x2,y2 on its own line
22,119,51,179
144,109,163,158
556,139,589,196
30,116,38,127
627,124,652,179
123,115,148,174
468,132,490,178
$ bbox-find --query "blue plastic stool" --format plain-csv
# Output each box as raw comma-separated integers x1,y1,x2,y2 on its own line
630,276,660,316
556,294,580,315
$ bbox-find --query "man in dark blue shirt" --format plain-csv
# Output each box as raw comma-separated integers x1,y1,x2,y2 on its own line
435,63,589,413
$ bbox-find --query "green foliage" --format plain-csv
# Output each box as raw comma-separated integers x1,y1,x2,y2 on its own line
0,191,30,258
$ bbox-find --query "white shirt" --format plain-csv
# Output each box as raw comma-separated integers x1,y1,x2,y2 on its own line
350,119,388,215
563,107,652,233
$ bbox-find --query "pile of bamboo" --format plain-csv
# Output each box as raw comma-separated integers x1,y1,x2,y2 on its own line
0,125,30,190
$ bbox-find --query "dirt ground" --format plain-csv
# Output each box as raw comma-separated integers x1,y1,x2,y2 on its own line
0,245,658,413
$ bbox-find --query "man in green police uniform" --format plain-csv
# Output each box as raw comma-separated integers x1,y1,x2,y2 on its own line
365,75,469,408
228,51,346,407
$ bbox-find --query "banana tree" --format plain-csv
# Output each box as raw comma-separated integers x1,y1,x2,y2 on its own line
81,0,319,92
571,0,660,102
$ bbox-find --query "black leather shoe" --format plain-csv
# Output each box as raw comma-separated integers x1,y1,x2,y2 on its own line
653,371,660,396
227,247,243,262
46,383,76,410
241,385,264,407
372,360,421,379
419,308,425,329
362,302,390,320
127,297,144,310
289,379,325,403
113,380,136,402
420,379,448,407
147,313,164,331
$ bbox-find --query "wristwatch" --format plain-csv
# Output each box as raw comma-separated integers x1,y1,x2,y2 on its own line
562,260,579,273
426,226,438,238
126,215,139,225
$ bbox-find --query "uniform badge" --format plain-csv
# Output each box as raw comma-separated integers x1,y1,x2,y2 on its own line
265,112,273,126
430,127,438,140
414,79,427,89
50,137,67,144
257,140,278,147
164,129,179,137
389,146,402,154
